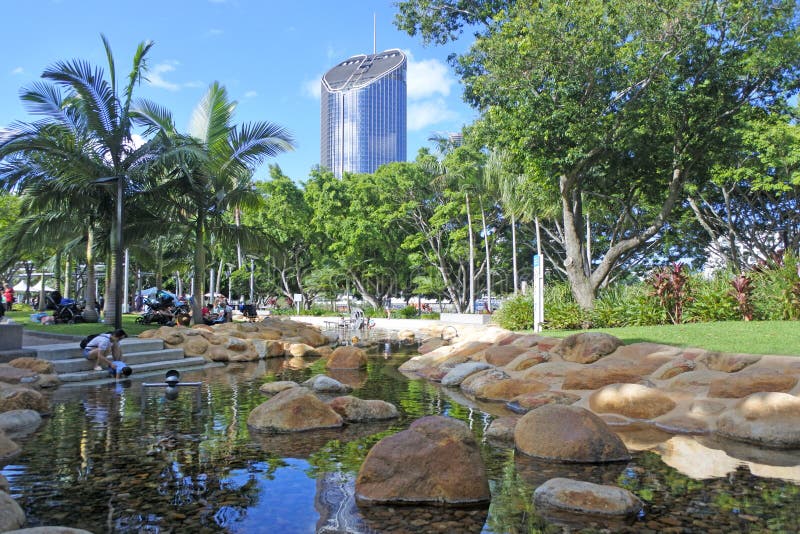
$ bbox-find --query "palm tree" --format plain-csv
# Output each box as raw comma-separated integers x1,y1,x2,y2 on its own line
0,35,158,328
135,82,294,322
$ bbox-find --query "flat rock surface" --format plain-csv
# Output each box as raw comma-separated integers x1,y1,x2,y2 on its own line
533,477,643,517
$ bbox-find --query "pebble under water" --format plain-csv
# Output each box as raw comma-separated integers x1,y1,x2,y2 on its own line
3,342,800,533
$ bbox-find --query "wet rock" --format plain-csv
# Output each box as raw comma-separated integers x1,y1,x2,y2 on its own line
355,415,490,506
0,430,20,460
0,365,38,385
652,414,711,435
326,369,368,389
485,416,519,443
475,378,549,402
397,329,415,341
552,332,624,364
329,396,399,422
440,362,492,387
689,399,727,416
416,366,448,382
32,374,61,389
444,341,493,361
0,409,42,438
0,490,25,531
708,371,797,398
699,352,762,373
588,384,677,419
515,405,630,462
533,478,643,517
303,375,353,394
523,361,583,383
326,346,368,370
183,337,209,356
0,474,7,493
562,367,644,390
460,369,509,396
506,391,580,414
715,392,800,448
259,381,299,396
0,383,49,413
287,343,317,357
417,338,447,354
653,358,696,380
7,357,55,375
247,387,343,433
483,345,526,367
665,370,724,392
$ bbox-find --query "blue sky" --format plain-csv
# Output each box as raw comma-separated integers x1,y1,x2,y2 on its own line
0,0,477,182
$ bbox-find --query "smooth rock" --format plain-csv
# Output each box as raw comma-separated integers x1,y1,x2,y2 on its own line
561,367,644,390
483,345,526,367
475,378,549,402
653,358,696,380
707,371,797,398
0,365,38,385
326,346,368,370
287,343,317,357
0,491,25,531
259,381,299,395
460,368,509,396
715,392,800,448
329,396,399,422
506,391,581,414
0,383,49,413
0,430,20,460
504,350,550,372
552,332,623,364
440,362,492,387
515,405,630,462
0,409,42,438
247,387,343,432
418,338,447,354
533,478,643,517
588,384,677,419
302,375,352,394
7,357,55,375
485,416,519,443
699,352,762,373
355,415,490,506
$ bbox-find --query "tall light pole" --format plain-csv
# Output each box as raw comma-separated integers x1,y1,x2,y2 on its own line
249,257,255,304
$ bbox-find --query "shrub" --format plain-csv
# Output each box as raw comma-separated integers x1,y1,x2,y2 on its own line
543,282,587,330
397,305,419,319
493,292,534,330
751,252,800,320
592,284,665,327
685,272,739,323
420,312,440,320
648,262,692,324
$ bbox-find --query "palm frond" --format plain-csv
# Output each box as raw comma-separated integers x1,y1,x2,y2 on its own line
189,82,234,146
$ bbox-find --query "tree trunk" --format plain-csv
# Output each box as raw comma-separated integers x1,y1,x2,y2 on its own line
82,228,99,322
191,214,206,324
466,192,475,313
512,214,518,294
480,197,491,311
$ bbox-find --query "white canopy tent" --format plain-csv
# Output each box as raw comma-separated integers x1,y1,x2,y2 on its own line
12,279,55,293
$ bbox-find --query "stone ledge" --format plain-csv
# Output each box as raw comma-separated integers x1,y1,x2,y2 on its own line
440,313,493,325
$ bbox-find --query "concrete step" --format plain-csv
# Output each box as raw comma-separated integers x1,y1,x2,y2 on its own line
58,356,207,383
52,348,186,374
32,338,166,361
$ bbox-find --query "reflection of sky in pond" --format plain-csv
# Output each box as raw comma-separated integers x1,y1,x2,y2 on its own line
223,459,317,533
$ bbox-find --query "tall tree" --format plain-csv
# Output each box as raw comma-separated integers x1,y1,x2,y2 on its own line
135,82,294,322
398,0,800,309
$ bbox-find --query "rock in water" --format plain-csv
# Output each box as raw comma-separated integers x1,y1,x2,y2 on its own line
355,415,490,506
715,392,800,448
534,478,643,517
514,405,630,462
247,387,343,432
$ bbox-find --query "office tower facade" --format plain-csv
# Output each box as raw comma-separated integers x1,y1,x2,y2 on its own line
321,49,406,177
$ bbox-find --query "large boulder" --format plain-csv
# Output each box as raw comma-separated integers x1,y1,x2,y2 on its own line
7,358,55,375
533,478,643,517
355,415,490,506
561,367,645,390
0,409,42,438
514,405,630,462
475,378,549,402
0,430,20,460
588,384,677,420
440,362,493,387
418,338,447,354
460,369,510,396
328,396,399,422
483,345,526,367
326,346,368,370
485,416,519,443
715,392,800,448
259,381,299,396
0,365,38,385
0,384,49,413
504,350,550,372
653,358,695,380
698,352,762,373
707,370,797,398
552,333,623,364
0,491,25,531
247,387,343,432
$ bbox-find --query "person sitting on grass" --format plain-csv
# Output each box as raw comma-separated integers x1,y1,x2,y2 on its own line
84,329,128,371
108,360,132,379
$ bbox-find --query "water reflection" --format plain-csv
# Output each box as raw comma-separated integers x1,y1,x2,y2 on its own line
2,344,800,533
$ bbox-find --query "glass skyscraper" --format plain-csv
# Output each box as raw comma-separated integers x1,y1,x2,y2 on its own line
321,49,407,177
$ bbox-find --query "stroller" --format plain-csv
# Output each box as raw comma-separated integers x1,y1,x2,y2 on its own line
46,291,85,324
136,292,189,326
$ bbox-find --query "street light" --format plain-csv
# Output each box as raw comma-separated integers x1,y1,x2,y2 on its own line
96,175,124,330
246,256,257,304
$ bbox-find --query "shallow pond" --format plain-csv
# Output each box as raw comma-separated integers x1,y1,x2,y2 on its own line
3,342,800,533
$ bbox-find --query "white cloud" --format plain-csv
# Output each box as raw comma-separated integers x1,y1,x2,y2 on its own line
408,98,458,131
11,67,24,75
244,90,257,98
405,51,454,101
302,77,322,100
147,62,180,91
208,28,223,36
184,81,205,88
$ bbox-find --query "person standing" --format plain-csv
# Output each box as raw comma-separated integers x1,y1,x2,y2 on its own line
3,283,14,312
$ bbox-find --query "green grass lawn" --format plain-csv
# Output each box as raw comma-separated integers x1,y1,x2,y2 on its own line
5,309,159,337
542,321,800,356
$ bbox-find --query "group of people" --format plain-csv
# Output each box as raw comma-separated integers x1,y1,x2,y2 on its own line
0,283,14,316
83,329,132,378
201,297,233,325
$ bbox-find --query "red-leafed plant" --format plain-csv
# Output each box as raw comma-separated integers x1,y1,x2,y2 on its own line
649,262,692,324
729,274,754,321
